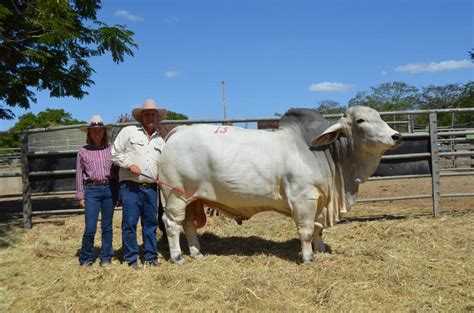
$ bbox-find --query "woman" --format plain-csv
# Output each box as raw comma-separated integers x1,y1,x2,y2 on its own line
76,115,117,266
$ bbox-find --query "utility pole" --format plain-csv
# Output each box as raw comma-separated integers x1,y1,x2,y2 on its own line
221,80,227,119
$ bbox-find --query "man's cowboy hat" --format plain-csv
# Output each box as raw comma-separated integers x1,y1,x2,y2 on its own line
131,99,167,122
79,115,113,133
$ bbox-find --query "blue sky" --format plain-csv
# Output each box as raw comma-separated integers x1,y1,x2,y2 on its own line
1,0,473,130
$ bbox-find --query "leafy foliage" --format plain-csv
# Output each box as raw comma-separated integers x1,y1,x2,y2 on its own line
9,108,85,131
453,81,474,126
417,84,466,126
0,108,85,148
0,0,138,119
315,100,346,115
348,82,420,112
166,110,188,120
347,81,473,128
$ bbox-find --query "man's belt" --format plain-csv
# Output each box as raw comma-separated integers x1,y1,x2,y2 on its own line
127,181,157,189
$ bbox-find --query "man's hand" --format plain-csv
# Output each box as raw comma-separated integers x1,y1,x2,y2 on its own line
79,199,85,208
129,164,141,176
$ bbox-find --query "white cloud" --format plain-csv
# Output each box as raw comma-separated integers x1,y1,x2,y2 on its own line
165,71,179,78
381,70,388,76
394,59,474,73
114,10,144,22
308,82,355,92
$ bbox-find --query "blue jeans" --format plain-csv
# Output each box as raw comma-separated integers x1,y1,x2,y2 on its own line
120,181,158,264
79,184,115,265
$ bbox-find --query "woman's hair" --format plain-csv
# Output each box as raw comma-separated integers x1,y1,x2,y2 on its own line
86,128,109,147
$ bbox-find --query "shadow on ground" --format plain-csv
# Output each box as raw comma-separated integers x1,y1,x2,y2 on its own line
339,214,411,223
198,232,301,262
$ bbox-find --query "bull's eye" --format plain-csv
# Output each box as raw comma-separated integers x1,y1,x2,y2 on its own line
356,119,365,124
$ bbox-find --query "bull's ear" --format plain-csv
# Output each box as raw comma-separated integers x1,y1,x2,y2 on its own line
310,122,344,147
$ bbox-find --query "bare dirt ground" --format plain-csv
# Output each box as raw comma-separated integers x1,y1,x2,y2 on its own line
0,176,473,311
355,175,473,217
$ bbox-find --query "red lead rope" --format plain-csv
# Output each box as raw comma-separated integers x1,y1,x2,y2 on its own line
139,173,197,200
139,173,243,224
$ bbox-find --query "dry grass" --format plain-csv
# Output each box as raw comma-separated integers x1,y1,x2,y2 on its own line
0,177,473,311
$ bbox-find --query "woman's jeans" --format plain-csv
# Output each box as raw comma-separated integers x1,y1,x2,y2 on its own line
79,184,115,265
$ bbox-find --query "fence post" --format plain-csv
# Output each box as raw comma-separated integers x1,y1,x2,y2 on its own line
429,113,441,217
451,112,456,168
408,114,414,133
20,133,32,229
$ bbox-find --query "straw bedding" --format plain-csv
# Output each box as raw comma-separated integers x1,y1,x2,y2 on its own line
0,176,473,311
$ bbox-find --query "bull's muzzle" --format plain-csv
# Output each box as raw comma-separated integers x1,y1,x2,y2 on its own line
391,133,403,144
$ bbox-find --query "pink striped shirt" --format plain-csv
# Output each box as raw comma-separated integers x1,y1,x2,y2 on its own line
75,144,117,200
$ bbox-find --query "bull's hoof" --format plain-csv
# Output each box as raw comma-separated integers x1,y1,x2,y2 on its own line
302,253,315,263
191,252,204,260
171,255,186,266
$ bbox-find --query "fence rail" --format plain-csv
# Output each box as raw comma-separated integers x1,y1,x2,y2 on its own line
1,108,473,228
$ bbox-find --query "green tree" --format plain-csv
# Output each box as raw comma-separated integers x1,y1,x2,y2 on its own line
348,82,419,112
417,83,467,127
0,131,16,148
348,82,420,131
0,0,138,119
315,100,346,115
0,108,85,148
10,108,85,131
166,110,188,120
419,84,464,110
453,81,474,127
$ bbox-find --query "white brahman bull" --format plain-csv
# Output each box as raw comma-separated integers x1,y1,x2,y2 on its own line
159,106,402,264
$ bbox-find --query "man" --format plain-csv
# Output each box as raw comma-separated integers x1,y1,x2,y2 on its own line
111,99,167,268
